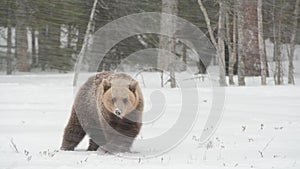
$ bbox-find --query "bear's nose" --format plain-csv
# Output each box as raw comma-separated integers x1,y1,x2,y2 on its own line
114,108,122,116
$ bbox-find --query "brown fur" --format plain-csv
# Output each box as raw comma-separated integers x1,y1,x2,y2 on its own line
61,72,144,152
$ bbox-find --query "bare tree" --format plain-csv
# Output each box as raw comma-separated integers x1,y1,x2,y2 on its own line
229,7,237,85
197,0,217,49
198,0,227,86
197,0,218,67
73,0,98,86
243,0,261,76
217,0,227,86
237,0,245,86
6,0,13,75
31,28,37,67
257,0,267,85
16,0,30,72
182,44,187,71
273,0,283,85
225,11,232,63
158,0,178,88
288,0,300,84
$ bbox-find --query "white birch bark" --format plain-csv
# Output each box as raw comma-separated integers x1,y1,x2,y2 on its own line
288,0,299,84
158,0,178,88
218,0,227,86
237,0,246,86
197,0,217,49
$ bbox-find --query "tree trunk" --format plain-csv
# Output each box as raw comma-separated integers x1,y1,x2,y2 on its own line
31,28,37,67
237,0,245,86
288,0,299,84
197,0,217,49
197,0,218,71
182,44,187,71
218,0,227,86
158,0,178,88
38,26,48,71
229,9,237,85
257,0,267,85
48,22,61,70
273,0,283,85
243,0,261,76
225,12,232,66
170,38,176,88
73,0,98,86
6,0,13,75
16,0,30,72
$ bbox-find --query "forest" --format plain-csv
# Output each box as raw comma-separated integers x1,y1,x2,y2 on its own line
0,0,299,86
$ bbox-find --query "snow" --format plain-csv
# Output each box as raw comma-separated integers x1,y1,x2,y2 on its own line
1,65,300,169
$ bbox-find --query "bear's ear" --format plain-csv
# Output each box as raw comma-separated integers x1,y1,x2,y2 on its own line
94,78,101,85
129,81,138,93
102,79,111,92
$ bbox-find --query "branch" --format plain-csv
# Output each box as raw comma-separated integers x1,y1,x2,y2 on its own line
197,0,218,49
262,137,275,152
10,138,19,153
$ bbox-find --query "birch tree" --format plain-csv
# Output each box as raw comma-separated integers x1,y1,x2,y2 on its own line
198,0,227,86
6,0,13,75
197,0,217,49
229,7,237,85
288,0,300,84
217,0,227,86
273,0,283,85
158,0,178,88
237,0,245,86
73,0,98,86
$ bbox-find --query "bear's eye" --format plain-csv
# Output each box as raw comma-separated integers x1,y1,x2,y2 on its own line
112,98,117,103
123,98,128,104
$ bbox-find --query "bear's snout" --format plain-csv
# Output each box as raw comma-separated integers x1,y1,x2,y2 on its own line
114,108,122,116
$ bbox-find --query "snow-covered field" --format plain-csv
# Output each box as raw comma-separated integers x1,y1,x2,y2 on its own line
1,64,300,169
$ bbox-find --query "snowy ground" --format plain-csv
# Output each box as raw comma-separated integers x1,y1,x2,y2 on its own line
1,65,300,169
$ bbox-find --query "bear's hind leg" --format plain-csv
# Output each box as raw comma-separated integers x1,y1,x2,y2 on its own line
61,107,86,151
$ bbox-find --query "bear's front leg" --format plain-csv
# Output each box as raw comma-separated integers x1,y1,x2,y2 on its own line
85,126,107,151
61,107,86,151
87,139,99,151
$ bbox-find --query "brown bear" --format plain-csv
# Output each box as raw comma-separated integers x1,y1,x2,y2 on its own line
61,72,144,152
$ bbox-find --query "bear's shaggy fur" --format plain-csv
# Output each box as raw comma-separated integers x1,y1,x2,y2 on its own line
61,72,143,152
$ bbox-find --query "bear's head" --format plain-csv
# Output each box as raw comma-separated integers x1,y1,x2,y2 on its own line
100,78,139,119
